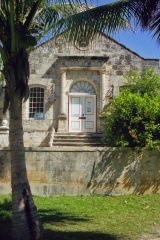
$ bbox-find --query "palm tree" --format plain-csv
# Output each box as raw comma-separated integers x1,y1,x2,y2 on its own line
0,1,91,239
0,0,159,239
68,0,160,44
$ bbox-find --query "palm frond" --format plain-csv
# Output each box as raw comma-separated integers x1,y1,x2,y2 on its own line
63,0,160,44
60,2,130,44
24,0,44,30
35,1,129,45
150,11,160,43
0,0,160,51
0,45,9,64
35,3,82,42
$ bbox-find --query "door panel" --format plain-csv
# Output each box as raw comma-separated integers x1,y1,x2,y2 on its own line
85,97,94,115
70,97,82,131
84,121,94,129
71,97,81,115
69,95,96,132
84,97,95,132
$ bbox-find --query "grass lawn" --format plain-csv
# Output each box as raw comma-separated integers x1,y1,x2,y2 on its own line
0,194,160,240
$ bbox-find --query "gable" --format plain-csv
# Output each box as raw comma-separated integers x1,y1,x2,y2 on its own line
29,32,159,77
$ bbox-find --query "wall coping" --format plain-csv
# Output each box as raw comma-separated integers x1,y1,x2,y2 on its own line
2,146,159,153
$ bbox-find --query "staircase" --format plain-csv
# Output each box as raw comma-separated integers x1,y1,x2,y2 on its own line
53,132,103,147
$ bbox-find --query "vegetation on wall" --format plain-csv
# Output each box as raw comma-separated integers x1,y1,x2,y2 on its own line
100,68,160,149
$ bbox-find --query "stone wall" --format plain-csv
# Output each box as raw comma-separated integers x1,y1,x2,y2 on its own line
0,147,159,196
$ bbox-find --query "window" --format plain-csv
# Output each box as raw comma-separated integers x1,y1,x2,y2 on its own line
29,87,44,119
75,36,89,50
70,81,95,93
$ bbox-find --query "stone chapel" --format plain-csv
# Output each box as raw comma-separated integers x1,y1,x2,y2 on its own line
0,32,159,147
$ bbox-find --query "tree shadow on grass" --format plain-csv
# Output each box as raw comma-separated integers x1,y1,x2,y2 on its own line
39,209,89,224
0,200,121,240
39,210,120,240
0,217,11,240
43,229,120,240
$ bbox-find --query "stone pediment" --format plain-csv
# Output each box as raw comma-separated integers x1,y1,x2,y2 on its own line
33,31,158,61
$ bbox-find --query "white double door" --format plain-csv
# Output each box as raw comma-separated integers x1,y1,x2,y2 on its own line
69,94,96,132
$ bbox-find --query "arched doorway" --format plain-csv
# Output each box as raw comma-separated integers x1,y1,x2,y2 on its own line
69,81,96,132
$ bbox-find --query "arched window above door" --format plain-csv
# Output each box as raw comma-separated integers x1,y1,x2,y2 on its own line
70,81,95,94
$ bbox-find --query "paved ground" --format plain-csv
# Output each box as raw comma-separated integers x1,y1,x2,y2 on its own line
140,227,160,240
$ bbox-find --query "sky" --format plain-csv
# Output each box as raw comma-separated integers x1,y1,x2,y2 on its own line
87,0,160,59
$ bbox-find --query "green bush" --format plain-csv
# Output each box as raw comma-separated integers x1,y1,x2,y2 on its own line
100,68,160,149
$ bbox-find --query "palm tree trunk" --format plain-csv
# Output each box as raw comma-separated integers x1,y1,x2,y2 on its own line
6,68,43,239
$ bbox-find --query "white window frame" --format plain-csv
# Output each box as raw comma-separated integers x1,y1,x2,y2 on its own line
27,86,45,120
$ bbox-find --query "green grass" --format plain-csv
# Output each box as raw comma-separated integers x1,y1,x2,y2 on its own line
0,194,160,240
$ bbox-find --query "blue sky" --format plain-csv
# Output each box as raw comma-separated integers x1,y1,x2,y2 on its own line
88,0,160,59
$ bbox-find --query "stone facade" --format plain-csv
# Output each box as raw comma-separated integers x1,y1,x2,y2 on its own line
0,33,159,147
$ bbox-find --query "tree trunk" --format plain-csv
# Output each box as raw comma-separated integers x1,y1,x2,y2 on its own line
4,56,43,239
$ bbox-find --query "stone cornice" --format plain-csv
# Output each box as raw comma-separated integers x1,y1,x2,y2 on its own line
60,67,106,72
57,55,109,61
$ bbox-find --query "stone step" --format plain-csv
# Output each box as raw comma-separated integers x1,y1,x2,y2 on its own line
53,138,101,142
53,132,103,147
54,136,102,140
53,142,102,146
54,132,102,136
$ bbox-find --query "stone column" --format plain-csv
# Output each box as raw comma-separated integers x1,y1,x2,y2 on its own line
99,70,106,109
60,71,66,115
57,70,67,132
99,70,110,133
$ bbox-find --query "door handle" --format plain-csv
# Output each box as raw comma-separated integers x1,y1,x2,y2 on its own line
79,116,86,119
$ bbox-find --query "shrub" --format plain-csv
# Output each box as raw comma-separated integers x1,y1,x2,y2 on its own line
100,68,160,149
